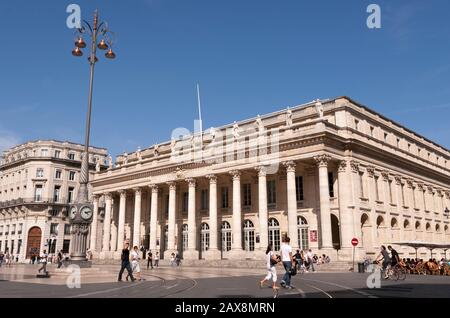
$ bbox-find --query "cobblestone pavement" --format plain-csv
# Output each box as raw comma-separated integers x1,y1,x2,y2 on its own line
1,264,449,298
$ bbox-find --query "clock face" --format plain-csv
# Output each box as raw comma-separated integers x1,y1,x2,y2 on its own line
69,207,77,220
80,205,93,220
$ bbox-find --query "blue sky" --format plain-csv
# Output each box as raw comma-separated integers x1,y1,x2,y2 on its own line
1,0,450,157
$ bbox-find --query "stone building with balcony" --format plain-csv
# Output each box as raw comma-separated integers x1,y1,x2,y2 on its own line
90,96,450,263
0,140,108,262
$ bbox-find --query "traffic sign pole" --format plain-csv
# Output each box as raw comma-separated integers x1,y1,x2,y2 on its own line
351,238,359,272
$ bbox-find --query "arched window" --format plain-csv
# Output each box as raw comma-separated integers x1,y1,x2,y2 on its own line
243,220,255,251
391,218,398,228
415,221,421,230
182,224,188,251
376,216,384,228
221,221,232,252
403,219,410,229
445,225,449,233
297,216,309,250
426,223,431,231
361,214,369,226
200,223,209,252
435,224,441,233
268,218,280,251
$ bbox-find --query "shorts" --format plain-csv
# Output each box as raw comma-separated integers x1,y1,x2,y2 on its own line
264,266,277,282
132,260,141,273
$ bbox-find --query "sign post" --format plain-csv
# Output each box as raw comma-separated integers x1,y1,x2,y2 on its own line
351,238,359,272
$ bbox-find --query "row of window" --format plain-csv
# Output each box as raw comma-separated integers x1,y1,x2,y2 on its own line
0,239,22,255
34,185,75,203
164,216,309,253
35,168,76,181
0,223,23,236
354,118,447,168
169,176,333,214
49,223,72,236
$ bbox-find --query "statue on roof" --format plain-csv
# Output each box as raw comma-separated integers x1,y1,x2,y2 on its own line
286,107,293,127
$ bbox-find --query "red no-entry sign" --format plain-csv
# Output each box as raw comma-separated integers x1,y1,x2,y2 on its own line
351,238,359,246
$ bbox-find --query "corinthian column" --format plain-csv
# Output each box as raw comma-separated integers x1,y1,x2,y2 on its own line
102,193,112,254
283,161,298,249
230,170,243,256
117,190,127,253
149,185,159,253
256,166,268,251
133,188,142,248
164,181,177,259
184,178,199,259
314,155,333,250
204,175,220,260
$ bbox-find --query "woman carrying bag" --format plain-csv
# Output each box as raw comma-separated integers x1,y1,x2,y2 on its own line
260,244,280,294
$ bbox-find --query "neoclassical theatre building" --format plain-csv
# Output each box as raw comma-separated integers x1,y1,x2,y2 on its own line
90,96,450,262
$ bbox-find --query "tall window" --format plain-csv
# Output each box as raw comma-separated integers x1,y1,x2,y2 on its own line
297,216,309,250
221,221,232,252
64,224,71,235
17,239,22,254
370,126,374,137
36,168,44,178
201,189,209,210
243,220,255,251
268,218,280,251
55,169,62,179
50,223,58,235
354,119,360,130
200,223,210,252
388,180,393,203
68,187,74,203
164,225,169,251
328,172,334,198
374,176,380,201
359,172,364,197
182,192,188,213
62,240,70,253
69,171,76,181
267,180,276,205
243,184,251,207
54,150,61,158
295,176,304,201
54,186,61,202
221,187,229,208
401,183,405,206
35,185,43,201
182,224,188,251
165,195,169,216
41,149,48,157
68,153,75,160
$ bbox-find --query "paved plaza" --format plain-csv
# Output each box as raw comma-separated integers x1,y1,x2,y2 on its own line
1,264,450,298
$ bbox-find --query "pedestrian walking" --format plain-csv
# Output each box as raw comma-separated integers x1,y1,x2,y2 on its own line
306,249,315,272
57,250,63,268
5,250,11,267
38,250,48,274
127,246,142,281
280,237,295,289
0,251,4,267
118,242,135,282
147,250,153,269
154,252,159,267
260,244,279,295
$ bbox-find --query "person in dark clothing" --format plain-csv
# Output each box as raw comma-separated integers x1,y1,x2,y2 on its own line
57,250,63,268
388,245,400,267
147,250,153,269
118,242,135,282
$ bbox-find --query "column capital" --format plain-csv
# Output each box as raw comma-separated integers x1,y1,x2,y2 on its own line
118,189,127,198
366,166,375,178
185,178,196,187
206,174,217,184
166,181,177,190
427,185,434,193
314,154,331,167
349,160,360,173
282,161,296,173
254,166,267,177
104,192,112,200
394,175,402,185
338,160,347,173
133,187,142,195
406,179,414,189
417,183,425,191
229,170,241,180
381,170,390,181
149,184,159,193
92,194,100,201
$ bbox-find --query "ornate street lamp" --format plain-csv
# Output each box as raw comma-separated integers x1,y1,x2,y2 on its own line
69,10,116,264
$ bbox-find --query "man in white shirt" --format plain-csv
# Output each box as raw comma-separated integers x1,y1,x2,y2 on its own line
280,236,295,289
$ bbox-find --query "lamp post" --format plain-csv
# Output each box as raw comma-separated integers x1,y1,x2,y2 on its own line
69,10,116,264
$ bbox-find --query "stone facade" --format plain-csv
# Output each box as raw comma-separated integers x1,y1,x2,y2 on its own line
91,96,450,261
0,140,108,261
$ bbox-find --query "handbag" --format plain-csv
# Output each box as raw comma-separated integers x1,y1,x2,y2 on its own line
289,266,297,276
270,258,278,266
